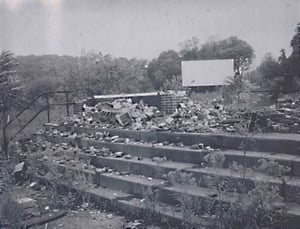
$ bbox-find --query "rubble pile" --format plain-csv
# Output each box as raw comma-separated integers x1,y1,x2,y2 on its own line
234,107,300,133
259,107,300,133
163,99,300,133
62,98,241,133
82,99,162,128
60,97,300,134
157,99,240,133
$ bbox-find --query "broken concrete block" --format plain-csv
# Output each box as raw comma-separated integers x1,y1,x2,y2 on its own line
116,112,132,126
95,168,106,174
115,152,124,158
111,135,119,141
152,156,167,164
13,162,27,182
95,132,104,140
106,213,113,219
29,182,37,189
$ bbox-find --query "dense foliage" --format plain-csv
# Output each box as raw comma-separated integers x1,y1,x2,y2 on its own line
179,36,255,75
3,24,299,106
13,35,257,97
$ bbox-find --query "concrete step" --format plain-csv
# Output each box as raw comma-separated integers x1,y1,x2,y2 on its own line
48,163,243,213
90,155,194,180
185,167,300,202
54,125,300,154
33,165,212,228
117,197,212,228
40,163,300,228
33,174,207,228
37,124,300,228
44,134,300,177
95,172,166,199
52,148,300,201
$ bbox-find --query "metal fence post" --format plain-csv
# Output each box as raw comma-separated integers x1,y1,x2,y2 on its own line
46,93,50,122
3,127,8,160
66,92,70,116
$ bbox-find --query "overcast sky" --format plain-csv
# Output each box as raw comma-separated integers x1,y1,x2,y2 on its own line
0,0,299,65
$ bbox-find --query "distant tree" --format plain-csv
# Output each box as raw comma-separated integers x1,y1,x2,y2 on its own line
280,24,300,90
179,37,200,60
162,75,183,91
178,36,255,91
278,49,287,64
73,52,153,96
26,77,57,100
290,23,300,59
147,50,181,90
249,23,300,95
0,51,22,125
198,36,255,76
256,53,284,91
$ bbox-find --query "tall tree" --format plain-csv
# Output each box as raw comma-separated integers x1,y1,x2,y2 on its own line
256,53,284,91
281,23,300,90
0,50,24,155
250,23,300,93
70,52,153,96
0,51,22,124
198,36,255,75
147,50,181,90
179,36,200,60
179,36,254,76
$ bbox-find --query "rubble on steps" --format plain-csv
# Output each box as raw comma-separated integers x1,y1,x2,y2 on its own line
58,97,300,134
0,144,158,229
81,99,161,127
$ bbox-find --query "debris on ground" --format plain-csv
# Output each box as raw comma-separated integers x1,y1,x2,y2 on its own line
124,220,142,229
13,162,27,183
66,97,300,133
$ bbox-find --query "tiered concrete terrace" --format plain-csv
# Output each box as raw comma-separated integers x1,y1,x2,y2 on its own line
28,122,300,228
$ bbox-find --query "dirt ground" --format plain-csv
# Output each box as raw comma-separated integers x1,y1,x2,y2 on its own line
1,183,161,229
0,162,160,229
35,210,128,229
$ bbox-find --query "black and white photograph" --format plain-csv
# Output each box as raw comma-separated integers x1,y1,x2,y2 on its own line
0,0,300,228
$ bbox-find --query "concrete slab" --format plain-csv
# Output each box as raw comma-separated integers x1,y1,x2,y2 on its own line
65,126,300,154
95,172,165,199
45,135,300,177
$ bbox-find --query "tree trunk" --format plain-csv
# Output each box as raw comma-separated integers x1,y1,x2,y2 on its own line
1,110,9,158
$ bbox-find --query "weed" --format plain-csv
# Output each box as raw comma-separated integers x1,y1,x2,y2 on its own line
71,169,94,205
167,170,197,187
254,159,291,177
175,193,203,228
141,186,160,222
0,192,24,229
166,158,289,229
203,152,225,168
167,170,211,228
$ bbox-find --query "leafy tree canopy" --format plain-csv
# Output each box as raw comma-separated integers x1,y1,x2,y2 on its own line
0,50,22,113
180,36,255,74
147,50,181,90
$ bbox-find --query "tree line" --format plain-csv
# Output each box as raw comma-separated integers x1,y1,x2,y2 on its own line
14,35,255,98
1,23,299,118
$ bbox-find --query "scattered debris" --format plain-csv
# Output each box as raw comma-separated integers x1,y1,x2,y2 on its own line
124,220,142,229
13,162,27,182
106,213,113,219
59,97,300,134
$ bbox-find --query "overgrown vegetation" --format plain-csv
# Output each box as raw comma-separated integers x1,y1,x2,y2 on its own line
162,120,291,229
165,160,289,229
0,192,24,229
